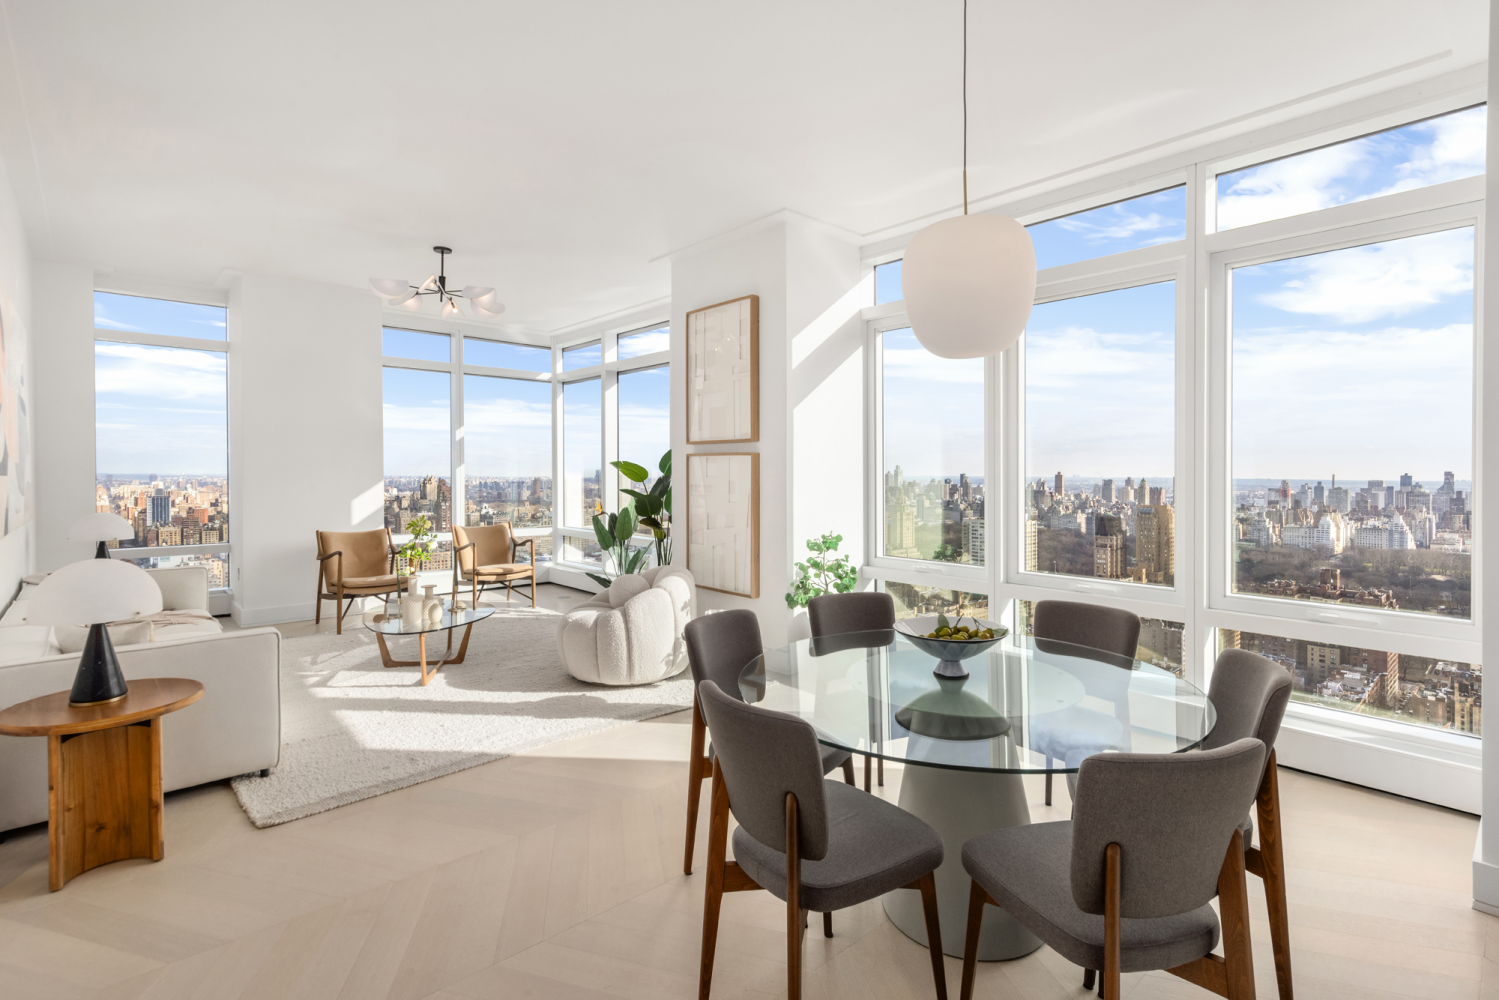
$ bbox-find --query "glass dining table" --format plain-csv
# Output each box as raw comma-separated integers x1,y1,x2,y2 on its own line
739,630,1216,960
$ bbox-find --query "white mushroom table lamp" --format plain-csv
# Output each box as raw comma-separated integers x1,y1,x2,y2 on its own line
28,559,164,705
70,512,137,559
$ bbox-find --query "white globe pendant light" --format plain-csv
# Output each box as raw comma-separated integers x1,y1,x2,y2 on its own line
903,0,1036,359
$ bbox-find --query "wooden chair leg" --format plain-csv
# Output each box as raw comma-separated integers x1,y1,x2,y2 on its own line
1103,843,1121,1000
335,585,345,634
698,764,731,1000
878,756,883,786
1220,830,1257,1000
1045,770,1053,806
684,700,707,874
959,879,987,1000
1257,757,1294,1000
864,753,872,792
1082,969,1096,991
915,870,948,1000
785,792,802,1000
314,587,322,624
529,571,537,608
841,757,855,785
823,910,833,938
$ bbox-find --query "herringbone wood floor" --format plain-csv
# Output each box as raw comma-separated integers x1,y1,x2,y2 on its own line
0,596,1493,999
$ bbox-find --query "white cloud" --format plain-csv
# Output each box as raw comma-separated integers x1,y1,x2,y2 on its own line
1233,322,1472,479
883,348,984,384
382,402,449,432
1372,106,1487,198
620,329,670,356
94,343,226,401
1052,209,1179,245
1253,228,1472,325
1217,143,1367,230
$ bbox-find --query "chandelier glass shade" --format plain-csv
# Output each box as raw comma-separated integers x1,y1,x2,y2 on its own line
902,0,1036,359
370,247,504,318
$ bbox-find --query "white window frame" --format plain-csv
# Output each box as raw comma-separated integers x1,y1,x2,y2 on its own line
859,82,1487,809
93,286,233,596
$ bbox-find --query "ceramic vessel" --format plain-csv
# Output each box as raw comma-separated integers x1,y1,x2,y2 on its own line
400,576,424,628
893,616,1008,679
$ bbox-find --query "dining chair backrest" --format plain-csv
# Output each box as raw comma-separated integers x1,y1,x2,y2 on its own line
1070,737,1266,919
685,609,763,699
1033,599,1140,659
1200,648,1293,753
697,679,831,861
808,592,895,637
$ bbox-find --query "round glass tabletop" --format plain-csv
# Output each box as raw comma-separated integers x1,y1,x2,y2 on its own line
741,632,1215,774
362,600,496,636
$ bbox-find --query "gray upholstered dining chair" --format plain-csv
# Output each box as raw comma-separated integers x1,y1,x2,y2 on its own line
682,610,854,878
1031,599,1141,805
958,738,1268,1000
696,679,948,1000
1199,648,1294,1000
807,591,895,791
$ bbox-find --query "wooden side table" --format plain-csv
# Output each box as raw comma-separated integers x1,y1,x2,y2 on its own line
0,678,204,890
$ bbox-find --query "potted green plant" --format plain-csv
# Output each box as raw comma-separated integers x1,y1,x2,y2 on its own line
785,532,858,608
615,449,672,567
394,513,436,575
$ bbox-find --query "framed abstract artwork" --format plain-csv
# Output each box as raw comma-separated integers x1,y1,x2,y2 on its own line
686,294,757,443
686,451,759,597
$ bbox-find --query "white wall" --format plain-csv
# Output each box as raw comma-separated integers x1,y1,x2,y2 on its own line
0,155,34,595
228,274,383,625
31,261,94,571
670,221,864,647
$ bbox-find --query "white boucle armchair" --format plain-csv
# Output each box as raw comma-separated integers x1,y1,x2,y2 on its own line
557,565,696,685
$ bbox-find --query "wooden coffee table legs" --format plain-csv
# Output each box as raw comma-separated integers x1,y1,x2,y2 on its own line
48,718,163,891
375,624,476,685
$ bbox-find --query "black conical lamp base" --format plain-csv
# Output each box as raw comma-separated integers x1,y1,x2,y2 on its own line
95,540,111,559
69,623,128,706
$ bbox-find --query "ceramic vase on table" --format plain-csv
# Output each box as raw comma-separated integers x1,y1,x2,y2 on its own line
421,585,441,624
401,576,424,628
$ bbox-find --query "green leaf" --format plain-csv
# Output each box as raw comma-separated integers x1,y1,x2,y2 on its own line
592,515,614,552
662,489,671,516
659,449,671,476
639,516,662,531
650,475,670,497
620,488,650,502
611,460,650,483
616,505,638,540
937,613,951,630
585,573,613,589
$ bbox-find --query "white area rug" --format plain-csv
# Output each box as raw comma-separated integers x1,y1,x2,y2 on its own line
231,606,692,827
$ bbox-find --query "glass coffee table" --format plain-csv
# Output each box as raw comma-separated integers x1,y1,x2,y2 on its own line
362,601,496,685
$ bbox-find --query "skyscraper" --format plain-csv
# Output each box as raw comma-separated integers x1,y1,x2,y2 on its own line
1101,478,1115,503
1054,472,1065,496
1135,478,1149,505
1093,513,1125,579
1136,505,1175,584
1314,481,1325,504
1400,473,1414,489
149,489,171,526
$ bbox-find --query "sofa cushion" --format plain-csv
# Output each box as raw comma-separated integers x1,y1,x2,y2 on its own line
606,574,651,608
56,620,155,654
0,625,60,664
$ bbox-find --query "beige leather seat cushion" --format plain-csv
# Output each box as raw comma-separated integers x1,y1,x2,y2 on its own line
469,563,533,579
334,574,400,590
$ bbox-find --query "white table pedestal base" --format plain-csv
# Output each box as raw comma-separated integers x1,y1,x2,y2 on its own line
883,764,1044,960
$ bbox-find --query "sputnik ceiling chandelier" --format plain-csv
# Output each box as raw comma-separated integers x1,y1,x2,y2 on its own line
369,246,504,319
900,0,1036,359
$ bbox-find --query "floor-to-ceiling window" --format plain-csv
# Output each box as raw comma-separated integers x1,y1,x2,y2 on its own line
864,98,1486,802
93,291,230,588
381,327,556,578
552,320,671,576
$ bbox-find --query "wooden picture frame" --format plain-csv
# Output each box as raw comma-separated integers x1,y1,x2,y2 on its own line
686,452,759,597
687,294,758,444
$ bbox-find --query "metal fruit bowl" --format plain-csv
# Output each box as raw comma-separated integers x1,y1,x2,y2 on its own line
894,616,1008,678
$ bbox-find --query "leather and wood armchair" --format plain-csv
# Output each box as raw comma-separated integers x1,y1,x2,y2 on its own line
315,528,401,634
452,522,536,608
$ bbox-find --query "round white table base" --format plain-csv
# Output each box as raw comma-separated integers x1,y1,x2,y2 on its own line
883,765,1044,960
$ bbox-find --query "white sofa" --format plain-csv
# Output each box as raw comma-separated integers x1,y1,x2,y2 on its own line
557,566,696,685
0,566,281,833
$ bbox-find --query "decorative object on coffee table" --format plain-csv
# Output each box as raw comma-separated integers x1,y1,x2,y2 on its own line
27,558,164,705
686,294,758,443
0,677,204,890
69,511,136,559
364,600,496,686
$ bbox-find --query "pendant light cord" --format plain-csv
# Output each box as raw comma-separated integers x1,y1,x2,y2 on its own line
962,0,968,215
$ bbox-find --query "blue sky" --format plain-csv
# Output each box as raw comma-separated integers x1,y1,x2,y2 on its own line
383,366,450,476
1028,187,1186,270
463,374,550,479
95,342,227,476
1217,105,1486,230
1233,226,1473,483
882,327,984,483
463,338,550,371
618,364,670,481
94,292,227,341
1025,281,1175,481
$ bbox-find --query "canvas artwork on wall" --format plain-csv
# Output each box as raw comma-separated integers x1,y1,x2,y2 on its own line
686,452,759,597
687,294,758,444
0,296,32,539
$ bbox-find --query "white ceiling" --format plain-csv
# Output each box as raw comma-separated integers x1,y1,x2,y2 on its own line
0,1,1486,335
